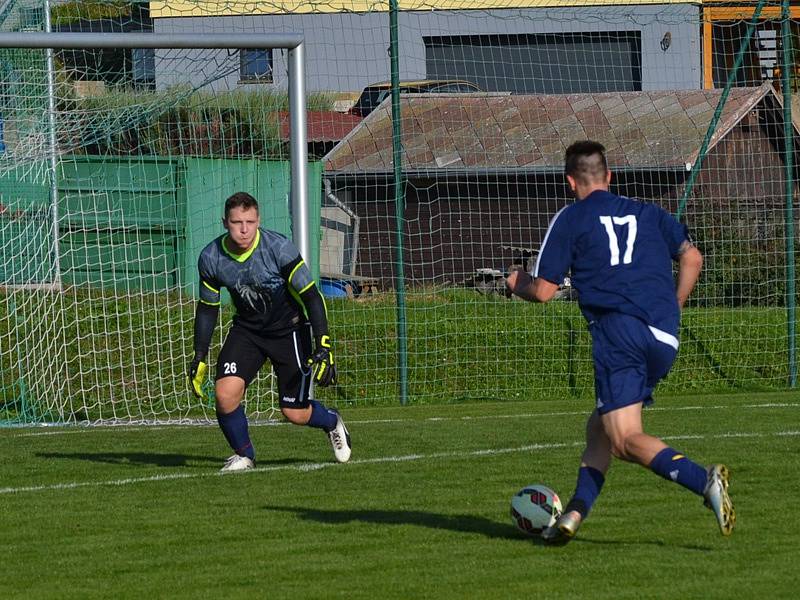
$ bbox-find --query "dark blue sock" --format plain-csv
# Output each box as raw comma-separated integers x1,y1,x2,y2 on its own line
567,466,606,518
306,400,338,432
216,405,255,460
649,447,706,496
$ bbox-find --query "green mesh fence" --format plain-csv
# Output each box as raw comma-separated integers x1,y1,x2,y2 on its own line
0,0,798,424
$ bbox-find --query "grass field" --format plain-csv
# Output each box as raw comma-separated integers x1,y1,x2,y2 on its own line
1,390,798,599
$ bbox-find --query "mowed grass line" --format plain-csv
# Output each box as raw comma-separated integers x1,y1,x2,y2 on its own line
0,391,798,599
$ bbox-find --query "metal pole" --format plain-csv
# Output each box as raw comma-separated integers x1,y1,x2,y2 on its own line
389,0,408,405
782,0,796,387
288,42,309,262
43,0,61,287
0,32,305,49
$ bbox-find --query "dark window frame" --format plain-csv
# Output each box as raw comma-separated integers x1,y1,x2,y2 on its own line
239,48,273,83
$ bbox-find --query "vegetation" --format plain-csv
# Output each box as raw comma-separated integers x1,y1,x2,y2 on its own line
60,88,337,159
689,208,796,308
51,0,133,27
0,287,793,424
0,390,797,598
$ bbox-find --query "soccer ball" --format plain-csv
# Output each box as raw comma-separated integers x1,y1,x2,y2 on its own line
510,484,563,535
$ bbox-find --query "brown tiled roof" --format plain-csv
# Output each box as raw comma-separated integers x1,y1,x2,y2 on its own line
277,111,363,142
324,85,776,173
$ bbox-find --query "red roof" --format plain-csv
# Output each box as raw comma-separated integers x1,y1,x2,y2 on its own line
277,111,363,143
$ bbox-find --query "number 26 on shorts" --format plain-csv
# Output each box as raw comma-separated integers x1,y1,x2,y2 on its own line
223,362,237,374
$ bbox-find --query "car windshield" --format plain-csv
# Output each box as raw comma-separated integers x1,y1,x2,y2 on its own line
352,81,480,116
352,88,387,116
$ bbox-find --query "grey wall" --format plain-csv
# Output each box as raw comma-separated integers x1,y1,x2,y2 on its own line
153,4,701,93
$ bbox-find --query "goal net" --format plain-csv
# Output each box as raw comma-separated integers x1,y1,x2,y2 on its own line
1,0,798,424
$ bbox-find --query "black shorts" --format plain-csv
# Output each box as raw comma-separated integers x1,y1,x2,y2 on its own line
216,324,314,409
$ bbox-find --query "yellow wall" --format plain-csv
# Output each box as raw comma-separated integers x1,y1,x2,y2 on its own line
150,0,700,19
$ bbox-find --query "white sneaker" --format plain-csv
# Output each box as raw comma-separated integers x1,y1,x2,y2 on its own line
703,464,735,536
328,413,351,463
542,511,582,545
220,454,255,472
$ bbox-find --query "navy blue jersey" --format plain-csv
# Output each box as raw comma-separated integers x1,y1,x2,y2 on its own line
197,228,315,337
534,190,689,335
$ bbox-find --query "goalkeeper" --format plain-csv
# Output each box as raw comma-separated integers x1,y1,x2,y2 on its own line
188,191,351,471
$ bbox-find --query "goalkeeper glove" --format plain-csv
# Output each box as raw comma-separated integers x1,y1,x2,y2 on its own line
307,335,337,387
188,356,209,400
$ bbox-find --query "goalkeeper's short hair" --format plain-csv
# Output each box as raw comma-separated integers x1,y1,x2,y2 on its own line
225,191,259,219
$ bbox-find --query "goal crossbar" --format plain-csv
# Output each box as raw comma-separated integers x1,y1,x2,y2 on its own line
0,32,311,262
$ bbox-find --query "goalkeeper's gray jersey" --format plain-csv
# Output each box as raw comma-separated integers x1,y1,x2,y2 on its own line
197,228,314,336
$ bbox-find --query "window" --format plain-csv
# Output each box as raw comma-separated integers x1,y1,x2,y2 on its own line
133,48,155,90
424,32,642,94
708,19,799,89
240,49,272,83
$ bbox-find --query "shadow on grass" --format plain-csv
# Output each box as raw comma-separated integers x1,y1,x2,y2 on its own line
264,506,715,550
264,505,541,543
575,536,714,552
35,451,306,469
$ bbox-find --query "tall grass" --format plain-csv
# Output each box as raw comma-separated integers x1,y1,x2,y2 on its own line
0,286,792,423
60,88,337,159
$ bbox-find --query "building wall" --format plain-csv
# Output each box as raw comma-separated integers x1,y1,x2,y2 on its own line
333,113,796,293
153,4,701,95
338,172,681,288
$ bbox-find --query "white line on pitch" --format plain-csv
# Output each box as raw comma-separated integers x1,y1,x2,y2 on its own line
0,441,579,495
8,401,800,438
1,430,798,496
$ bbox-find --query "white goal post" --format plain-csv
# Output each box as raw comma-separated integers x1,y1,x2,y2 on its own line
0,31,311,261
0,30,310,424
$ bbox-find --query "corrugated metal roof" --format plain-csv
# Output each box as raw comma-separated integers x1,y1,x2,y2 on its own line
324,84,776,173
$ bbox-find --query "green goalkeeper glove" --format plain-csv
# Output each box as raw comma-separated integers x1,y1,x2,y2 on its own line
188,357,209,400
307,335,337,387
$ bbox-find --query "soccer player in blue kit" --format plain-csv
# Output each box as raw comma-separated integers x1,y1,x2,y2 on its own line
507,141,734,544
188,192,351,471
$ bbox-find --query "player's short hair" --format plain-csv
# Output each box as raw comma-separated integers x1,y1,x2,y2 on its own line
564,140,609,185
224,191,259,219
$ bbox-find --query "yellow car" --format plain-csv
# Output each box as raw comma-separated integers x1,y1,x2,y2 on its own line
349,79,483,117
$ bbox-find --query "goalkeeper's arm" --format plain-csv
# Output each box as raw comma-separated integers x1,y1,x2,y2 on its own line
188,302,219,398
300,283,329,347
282,253,337,386
299,284,337,387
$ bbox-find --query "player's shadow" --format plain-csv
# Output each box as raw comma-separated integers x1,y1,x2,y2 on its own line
264,506,715,550
575,537,714,552
35,451,223,467
36,451,305,469
264,505,539,543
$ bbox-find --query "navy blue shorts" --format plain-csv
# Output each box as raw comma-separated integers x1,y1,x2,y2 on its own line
590,313,678,414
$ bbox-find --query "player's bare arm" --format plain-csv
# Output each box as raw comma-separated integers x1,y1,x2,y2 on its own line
506,270,560,303
675,240,703,309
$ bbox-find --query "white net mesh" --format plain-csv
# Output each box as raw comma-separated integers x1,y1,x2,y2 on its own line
0,0,798,423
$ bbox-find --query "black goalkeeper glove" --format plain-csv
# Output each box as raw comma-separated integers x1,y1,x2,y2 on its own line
187,356,209,400
307,335,337,387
